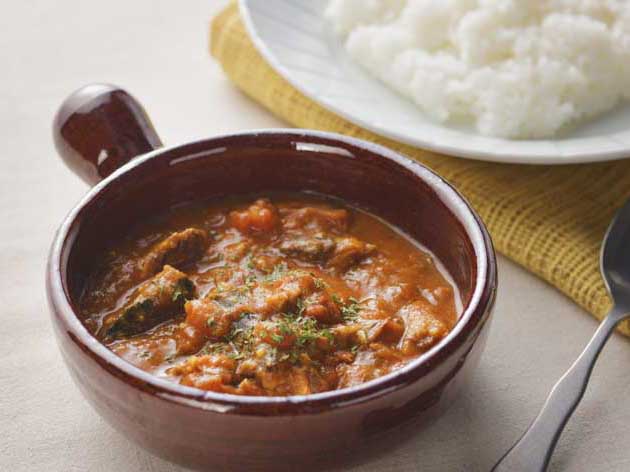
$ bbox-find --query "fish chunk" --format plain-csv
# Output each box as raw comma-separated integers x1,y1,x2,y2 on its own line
105,265,195,338
139,228,208,277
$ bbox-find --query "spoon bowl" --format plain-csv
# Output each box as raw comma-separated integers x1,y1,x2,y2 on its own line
601,201,630,306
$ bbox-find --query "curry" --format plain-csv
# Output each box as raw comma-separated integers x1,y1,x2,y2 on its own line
80,194,459,396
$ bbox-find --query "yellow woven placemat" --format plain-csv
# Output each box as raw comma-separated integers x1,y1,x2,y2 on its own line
210,3,630,335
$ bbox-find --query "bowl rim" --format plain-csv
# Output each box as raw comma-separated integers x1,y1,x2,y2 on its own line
47,129,496,415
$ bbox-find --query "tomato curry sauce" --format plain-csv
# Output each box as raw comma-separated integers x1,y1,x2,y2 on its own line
80,194,459,396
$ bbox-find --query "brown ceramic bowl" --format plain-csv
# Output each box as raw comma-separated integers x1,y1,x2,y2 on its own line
47,84,497,471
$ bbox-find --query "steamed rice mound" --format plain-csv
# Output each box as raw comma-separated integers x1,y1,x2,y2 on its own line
326,0,630,139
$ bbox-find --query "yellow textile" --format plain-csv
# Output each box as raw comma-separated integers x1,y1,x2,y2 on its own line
210,4,630,335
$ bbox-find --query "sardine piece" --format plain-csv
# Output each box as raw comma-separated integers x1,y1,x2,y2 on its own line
105,265,195,338
139,228,208,277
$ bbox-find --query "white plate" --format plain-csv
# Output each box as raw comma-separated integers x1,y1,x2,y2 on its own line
239,0,630,164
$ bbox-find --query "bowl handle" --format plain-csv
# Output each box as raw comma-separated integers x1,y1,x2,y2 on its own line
53,84,163,186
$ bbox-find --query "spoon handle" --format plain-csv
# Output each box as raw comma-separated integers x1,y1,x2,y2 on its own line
492,309,625,472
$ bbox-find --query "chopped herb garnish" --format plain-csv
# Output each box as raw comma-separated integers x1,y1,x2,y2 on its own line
331,294,363,321
295,297,305,316
245,274,257,288
278,321,294,335
264,263,288,282
340,297,361,321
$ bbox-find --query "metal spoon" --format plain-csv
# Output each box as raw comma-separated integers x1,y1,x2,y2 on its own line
493,198,630,472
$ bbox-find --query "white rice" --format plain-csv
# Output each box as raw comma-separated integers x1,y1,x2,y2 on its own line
325,0,630,139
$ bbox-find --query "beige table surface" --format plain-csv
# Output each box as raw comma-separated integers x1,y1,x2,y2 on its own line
1,1,629,471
